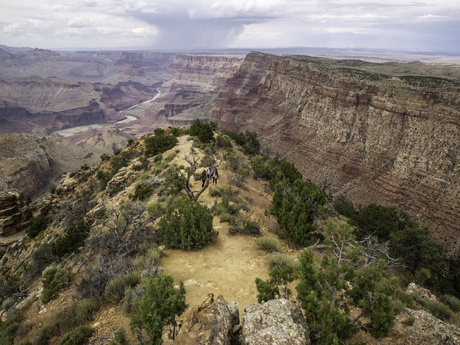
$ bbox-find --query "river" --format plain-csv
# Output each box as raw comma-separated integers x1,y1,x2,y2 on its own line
49,88,162,137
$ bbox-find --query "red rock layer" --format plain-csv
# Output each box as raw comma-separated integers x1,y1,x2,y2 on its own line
212,52,460,250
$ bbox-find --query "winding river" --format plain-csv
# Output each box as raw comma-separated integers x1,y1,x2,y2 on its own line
50,88,162,137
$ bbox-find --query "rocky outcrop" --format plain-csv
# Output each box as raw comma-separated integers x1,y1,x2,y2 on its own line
166,55,243,86
405,283,437,301
241,299,310,345
174,293,240,345
0,134,101,200
0,189,32,237
392,309,460,344
212,52,460,250
106,167,133,194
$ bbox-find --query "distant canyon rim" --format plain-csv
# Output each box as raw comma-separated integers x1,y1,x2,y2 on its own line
0,45,460,250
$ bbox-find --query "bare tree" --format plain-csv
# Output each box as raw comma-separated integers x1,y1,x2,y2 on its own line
165,149,222,202
354,234,402,269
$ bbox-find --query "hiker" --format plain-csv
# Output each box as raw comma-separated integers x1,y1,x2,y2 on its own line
201,169,207,187
212,167,218,186
207,166,211,178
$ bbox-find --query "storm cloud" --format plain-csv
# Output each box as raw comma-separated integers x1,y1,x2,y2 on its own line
0,0,459,51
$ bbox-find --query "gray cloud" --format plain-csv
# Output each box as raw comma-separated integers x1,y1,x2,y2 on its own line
0,0,459,51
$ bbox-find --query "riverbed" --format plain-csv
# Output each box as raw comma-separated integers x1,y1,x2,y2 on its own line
49,88,162,138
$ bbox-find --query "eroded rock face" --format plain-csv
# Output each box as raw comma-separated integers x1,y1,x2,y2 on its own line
241,299,310,345
393,309,460,344
405,283,437,301
174,293,240,345
0,189,32,237
212,52,460,250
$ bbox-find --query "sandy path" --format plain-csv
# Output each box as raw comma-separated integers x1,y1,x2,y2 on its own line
160,137,272,318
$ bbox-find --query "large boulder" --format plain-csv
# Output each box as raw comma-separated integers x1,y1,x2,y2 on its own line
174,293,240,345
241,299,310,345
406,283,437,301
393,308,460,344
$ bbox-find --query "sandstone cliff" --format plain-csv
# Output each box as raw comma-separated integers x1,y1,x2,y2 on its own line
212,52,460,250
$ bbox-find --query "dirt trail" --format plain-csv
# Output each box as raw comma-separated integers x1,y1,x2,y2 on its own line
160,136,272,318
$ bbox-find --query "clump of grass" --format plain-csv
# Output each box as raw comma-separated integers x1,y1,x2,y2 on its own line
219,213,236,223
73,297,100,324
165,152,176,162
441,294,460,313
104,274,140,304
56,326,94,345
255,236,282,253
209,186,226,197
393,299,406,314
268,255,299,271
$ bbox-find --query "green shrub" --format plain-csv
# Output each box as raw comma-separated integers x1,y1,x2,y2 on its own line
153,154,162,163
270,179,325,246
423,299,456,322
189,119,202,136
229,218,261,235
109,328,129,345
441,294,460,313
104,274,140,303
1,298,15,311
216,133,232,148
52,221,89,257
0,314,21,345
219,213,236,223
27,215,50,238
197,123,215,143
131,182,153,201
146,201,167,219
268,255,297,271
165,152,176,162
134,243,161,271
41,264,71,304
393,299,406,314
141,173,149,181
130,274,187,344
56,326,94,345
397,291,414,308
144,133,178,158
73,297,100,325
209,186,225,197
159,197,217,251
255,237,282,253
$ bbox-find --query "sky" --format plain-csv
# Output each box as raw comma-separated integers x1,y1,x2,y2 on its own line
1,0,459,51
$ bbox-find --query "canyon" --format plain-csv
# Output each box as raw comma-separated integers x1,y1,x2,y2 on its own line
212,52,460,250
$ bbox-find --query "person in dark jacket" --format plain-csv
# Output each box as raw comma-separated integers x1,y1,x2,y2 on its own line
201,170,207,187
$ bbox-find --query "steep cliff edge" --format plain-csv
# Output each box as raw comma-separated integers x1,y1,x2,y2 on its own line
212,52,460,249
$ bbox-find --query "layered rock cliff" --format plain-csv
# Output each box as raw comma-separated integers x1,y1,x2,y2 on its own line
212,52,460,249
165,54,242,86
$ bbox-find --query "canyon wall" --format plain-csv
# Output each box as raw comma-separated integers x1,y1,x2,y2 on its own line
0,134,102,200
212,52,460,249
165,54,243,86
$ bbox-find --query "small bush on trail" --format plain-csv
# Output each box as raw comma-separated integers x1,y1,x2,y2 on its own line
255,237,282,253
219,213,236,223
209,186,225,197
159,197,217,251
229,217,261,235
268,255,298,271
56,326,94,345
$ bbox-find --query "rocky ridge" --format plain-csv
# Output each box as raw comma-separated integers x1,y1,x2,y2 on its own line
212,52,460,250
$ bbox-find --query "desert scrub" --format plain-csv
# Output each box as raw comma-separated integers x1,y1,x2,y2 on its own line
72,297,100,324
104,273,140,303
209,186,225,197
255,236,282,253
41,264,71,304
131,182,153,201
219,213,236,223
268,255,299,271
393,299,406,314
0,313,21,344
165,152,176,162
27,215,50,238
134,243,162,271
56,326,94,345
159,197,217,251
229,217,261,235
441,294,460,313
52,221,89,257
